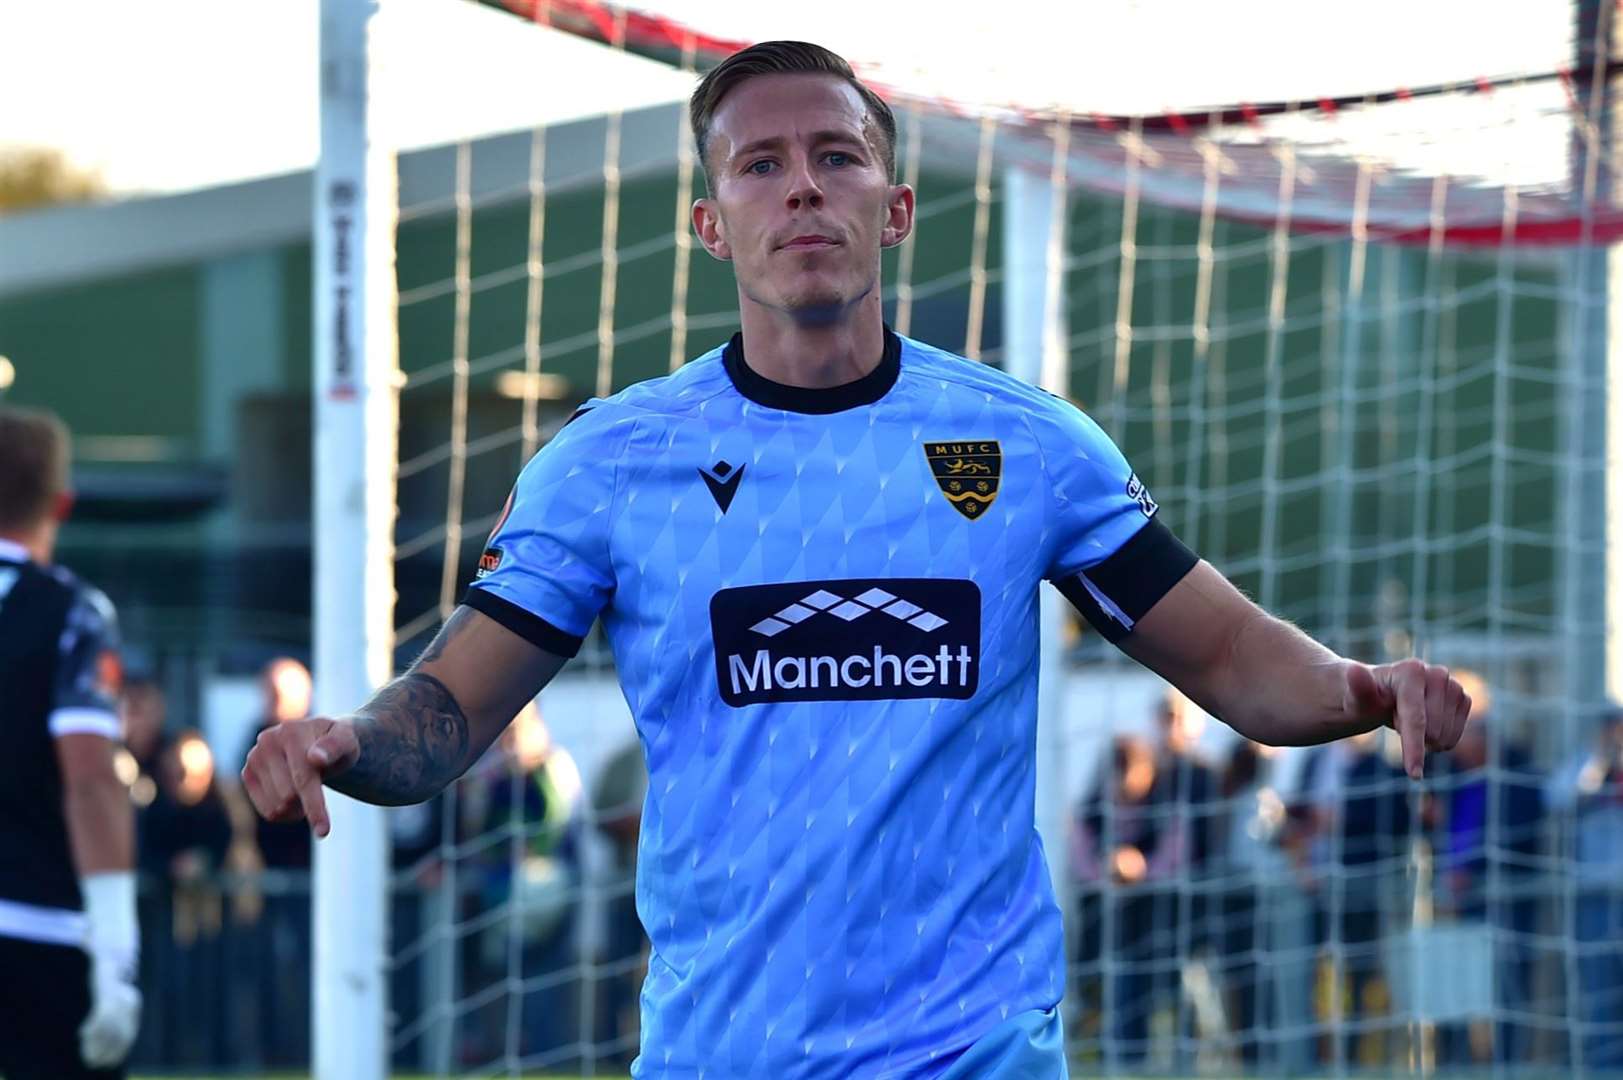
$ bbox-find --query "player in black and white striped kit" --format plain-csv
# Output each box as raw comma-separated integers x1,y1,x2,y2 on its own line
0,406,141,1080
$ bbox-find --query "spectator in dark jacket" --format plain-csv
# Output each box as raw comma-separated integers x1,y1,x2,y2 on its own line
138,729,236,1066
1073,734,1177,1067
1431,671,1545,1065
459,701,584,1062
228,658,316,1069
139,731,233,881
238,658,314,871
117,676,167,806
1550,707,1623,1071
1295,730,1411,1067
1148,690,1220,1068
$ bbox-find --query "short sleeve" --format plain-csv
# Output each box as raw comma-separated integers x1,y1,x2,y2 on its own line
50,584,124,740
1034,397,1198,642
1037,396,1161,579
462,405,624,658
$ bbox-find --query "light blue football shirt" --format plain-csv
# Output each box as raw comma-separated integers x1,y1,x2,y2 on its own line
465,328,1194,1079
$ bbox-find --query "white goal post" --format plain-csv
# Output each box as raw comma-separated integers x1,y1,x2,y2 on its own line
313,2,394,1078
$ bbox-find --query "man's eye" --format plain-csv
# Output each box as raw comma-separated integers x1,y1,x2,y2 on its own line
747,160,774,175
825,152,851,167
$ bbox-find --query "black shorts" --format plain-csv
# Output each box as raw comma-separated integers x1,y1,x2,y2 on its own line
0,935,126,1080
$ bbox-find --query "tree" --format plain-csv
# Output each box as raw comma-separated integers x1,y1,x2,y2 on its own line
0,147,105,214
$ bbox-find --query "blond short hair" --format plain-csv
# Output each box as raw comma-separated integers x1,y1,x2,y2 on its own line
688,40,897,193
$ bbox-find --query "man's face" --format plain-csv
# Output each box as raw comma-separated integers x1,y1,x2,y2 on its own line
694,74,912,320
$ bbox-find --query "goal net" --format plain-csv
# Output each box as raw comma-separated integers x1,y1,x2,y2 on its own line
347,1,1622,1074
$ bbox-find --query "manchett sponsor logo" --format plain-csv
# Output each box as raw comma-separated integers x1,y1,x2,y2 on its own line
710,579,980,705
725,643,975,695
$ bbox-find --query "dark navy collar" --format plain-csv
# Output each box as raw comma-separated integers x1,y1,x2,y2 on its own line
723,327,901,414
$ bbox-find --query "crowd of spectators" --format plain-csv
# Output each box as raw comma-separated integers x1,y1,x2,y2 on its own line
118,657,649,1073
1068,678,1623,1073
116,656,1623,1074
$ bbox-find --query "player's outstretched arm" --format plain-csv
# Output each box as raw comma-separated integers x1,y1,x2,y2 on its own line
241,605,567,836
1119,560,1470,778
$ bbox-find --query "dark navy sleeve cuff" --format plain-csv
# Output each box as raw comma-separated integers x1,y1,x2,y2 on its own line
461,587,586,659
1054,518,1199,643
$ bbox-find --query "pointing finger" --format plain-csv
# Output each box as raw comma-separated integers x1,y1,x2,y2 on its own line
290,759,331,839
1395,663,1427,779
1423,664,1449,751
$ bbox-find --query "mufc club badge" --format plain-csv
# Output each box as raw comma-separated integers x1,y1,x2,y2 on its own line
924,440,1001,520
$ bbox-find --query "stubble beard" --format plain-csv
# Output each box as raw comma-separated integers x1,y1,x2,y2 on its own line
742,263,879,327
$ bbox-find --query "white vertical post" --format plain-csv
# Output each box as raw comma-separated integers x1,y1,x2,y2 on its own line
1564,1,1613,756
1563,8,1616,1071
314,2,395,1078
1002,164,1071,916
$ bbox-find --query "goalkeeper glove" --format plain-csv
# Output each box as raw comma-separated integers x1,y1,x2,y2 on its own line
78,871,142,1068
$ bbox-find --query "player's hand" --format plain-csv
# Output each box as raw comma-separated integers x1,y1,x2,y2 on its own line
1344,659,1471,779
79,947,140,1067
240,717,361,838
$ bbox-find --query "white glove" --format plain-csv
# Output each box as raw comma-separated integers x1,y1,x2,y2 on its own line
79,872,142,1068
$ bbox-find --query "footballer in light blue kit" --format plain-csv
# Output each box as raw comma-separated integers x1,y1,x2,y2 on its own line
467,327,1189,1077
241,38,1474,1080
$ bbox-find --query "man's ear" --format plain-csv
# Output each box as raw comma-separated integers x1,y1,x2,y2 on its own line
692,198,732,262
879,183,915,249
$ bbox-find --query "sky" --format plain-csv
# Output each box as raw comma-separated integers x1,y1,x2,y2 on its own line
623,0,1570,115
0,0,1580,203
0,0,697,197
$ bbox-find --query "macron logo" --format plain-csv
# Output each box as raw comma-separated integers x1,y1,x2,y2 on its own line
698,460,745,513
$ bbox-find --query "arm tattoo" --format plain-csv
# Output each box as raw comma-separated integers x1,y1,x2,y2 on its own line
326,609,479,805
414,607,472,666
326,671,472,806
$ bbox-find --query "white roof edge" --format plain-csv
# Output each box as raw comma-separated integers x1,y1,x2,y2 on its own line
0,173,311,297
0,101,686,298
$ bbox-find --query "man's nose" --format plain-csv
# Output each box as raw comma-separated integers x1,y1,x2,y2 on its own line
785,156,824,210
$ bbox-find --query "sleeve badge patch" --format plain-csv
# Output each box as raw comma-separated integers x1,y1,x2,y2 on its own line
1126,473,1158,517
